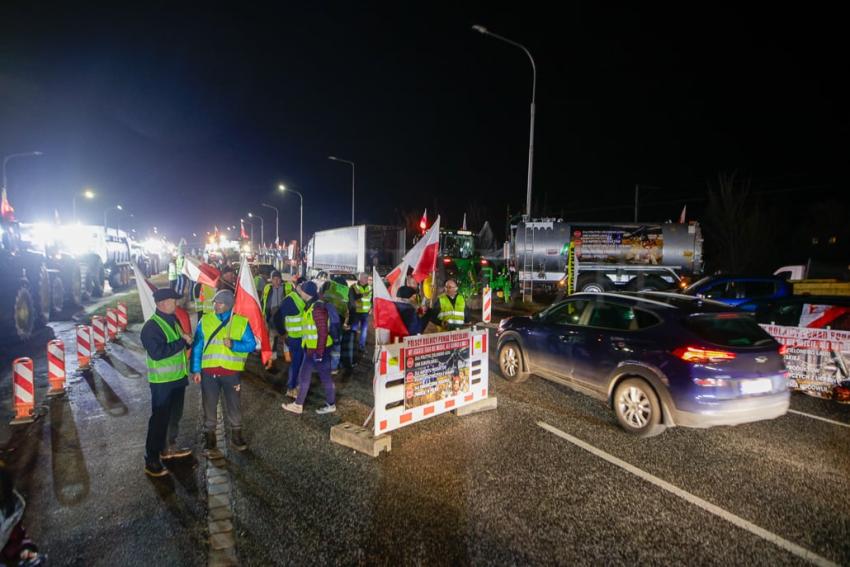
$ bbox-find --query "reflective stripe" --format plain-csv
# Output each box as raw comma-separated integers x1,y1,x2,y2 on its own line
438,295,466,328
354,284,372,313
200,312,250,371
201,353,248,363
284,292,305,338
148,363,186,375
301,304,333,348
146,314,187,383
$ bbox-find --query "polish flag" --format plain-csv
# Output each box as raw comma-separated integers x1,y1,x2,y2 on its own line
134,262,192,334
234,256,272,365
372,267,409,342
678,205,687,224
385,258,409,297
182,256,220,288
240,220,249,240
410,215,440,283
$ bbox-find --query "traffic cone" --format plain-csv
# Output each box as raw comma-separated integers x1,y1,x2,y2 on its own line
106,308,119,340
47,340,66,396
91,316,107,355
117,302,129,330
10,357,35,425
76,325,93,370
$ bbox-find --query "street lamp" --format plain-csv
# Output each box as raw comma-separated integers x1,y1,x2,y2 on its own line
278,183,304,274
472,25,536,219
72,188,96,223
2,151,43,191
247,212,264,247
328,156,355,225
261,203,280,246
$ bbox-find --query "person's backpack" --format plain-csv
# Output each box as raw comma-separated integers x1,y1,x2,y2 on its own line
323,301,342,344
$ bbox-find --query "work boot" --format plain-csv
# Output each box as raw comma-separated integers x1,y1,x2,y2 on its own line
161,445,192,460
144,460,169,478
204,431,218,456
285,387,298,398
231,429,247,452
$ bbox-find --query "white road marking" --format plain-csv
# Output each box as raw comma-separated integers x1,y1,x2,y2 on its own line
788,409,850,429
537,421,838,567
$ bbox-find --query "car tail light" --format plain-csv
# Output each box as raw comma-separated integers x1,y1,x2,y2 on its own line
480,258,489,265
442,257,451,265
673,346,737,363
693,377,730,387
778,344,788,356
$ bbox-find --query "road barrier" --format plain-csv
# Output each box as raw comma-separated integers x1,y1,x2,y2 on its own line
482,286,492,323
106,308,119,340
47,340,66,396
10,357,35,425
373,328,489,436
76,325,93,370
91,316,107,354
117,302,128,330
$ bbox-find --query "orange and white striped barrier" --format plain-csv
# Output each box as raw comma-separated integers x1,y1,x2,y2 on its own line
482,286,492,323
373,328,489,436
117,302,128,330
10,357,36,425
106,307,119,340
76,325,93,370
91,316,107,355
47,340,66,396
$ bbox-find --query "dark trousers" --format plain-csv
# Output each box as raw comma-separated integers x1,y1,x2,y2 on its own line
201,372,242,432
287,337,304,390
295,352,335,406
351,313,370,349
145,377,188,464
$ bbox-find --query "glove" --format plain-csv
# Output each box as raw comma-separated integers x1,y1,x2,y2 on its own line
313,353,324,363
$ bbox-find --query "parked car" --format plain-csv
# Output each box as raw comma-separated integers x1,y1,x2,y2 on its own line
496,292,789,436
742,295,850,330
682,275,791,309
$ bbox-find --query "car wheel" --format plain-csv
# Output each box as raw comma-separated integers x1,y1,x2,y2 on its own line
613,378,665,437
49,273,65,319
577,273,612,293
498,341,529,383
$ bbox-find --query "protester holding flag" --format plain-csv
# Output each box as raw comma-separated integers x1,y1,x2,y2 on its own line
140,288,194,478
282,281,336,415
191,290,256,454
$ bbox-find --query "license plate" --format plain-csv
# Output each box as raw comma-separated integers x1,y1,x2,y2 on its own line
740,378,773,395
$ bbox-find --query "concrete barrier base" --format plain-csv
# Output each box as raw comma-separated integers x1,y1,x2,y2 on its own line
330,422,391,457
454,396,498,416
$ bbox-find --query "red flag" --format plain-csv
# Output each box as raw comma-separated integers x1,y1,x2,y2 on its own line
240,220,249,240
372,268,409,341
386,258,409,297
410,215,440,283
418,208,428,233
182,256,220,288
1,188,16,221
233,256,272,365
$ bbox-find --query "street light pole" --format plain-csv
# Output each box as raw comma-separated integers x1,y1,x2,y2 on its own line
472,25,536,219
261,203,279,246
328,156,355,225
2,151,43,191
248,212,264,248
277,184,304,275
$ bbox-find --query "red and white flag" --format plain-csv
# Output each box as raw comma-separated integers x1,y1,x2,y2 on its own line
410,215,440,283
678,205,687,224
182,256,220,288
385,258,409,297
372,267,409,343
133,263,158,321
234,256,272,365
240,220,249,240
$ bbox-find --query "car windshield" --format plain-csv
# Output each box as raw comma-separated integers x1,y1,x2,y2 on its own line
684,313,774,348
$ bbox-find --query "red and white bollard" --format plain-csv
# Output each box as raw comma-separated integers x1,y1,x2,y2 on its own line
76,325,93,370
117,302,128,330
10,357,35,425
106,307,119,340
482,286,492,324
91,316,107,355
47,340,66,396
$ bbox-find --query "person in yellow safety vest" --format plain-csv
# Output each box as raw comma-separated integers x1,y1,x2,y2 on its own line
140,288,194,478
199,283,217,316
348,272,372,352
428,278,469,331
282,281,336,415
167,258,178,290
271,280,307,397
190,290,257,455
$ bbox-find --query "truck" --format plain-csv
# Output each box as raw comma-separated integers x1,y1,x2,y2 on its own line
305,224,406,278
773,263,850,296
508,219,705,295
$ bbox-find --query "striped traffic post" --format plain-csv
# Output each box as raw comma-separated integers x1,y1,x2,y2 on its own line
106,307,119,340
117,302,128,330
91,316,107,355
482,286,492,323
76,325,93,370
10,358,35,425
47,340,66,396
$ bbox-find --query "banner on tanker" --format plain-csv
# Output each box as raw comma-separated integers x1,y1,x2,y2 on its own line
403,332,472,409
761,324,850,398
571,225,664,265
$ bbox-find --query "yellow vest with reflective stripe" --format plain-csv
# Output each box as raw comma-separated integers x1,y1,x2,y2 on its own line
146,314,188,383
200,284,216,312
284,292,306,338
438,294,466,328
353,284,372,313
200,312,250,371
302,303,333,349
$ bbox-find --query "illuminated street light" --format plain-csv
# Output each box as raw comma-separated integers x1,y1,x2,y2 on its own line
72,188,96,223
277,183,304,274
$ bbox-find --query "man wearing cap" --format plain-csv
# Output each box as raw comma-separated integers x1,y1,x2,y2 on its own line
140,288,194,478
348,272,372,352
272,278,307,398
218,266,237,292
191,289,257,454
282,281,336,414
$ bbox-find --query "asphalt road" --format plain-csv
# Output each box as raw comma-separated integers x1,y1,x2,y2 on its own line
1,318,848,565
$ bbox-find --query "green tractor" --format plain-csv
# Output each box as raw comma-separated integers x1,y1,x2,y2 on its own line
435,229,480,301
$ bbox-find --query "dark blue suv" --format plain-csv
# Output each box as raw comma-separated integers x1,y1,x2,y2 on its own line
496,292,789,436
683,276,792,310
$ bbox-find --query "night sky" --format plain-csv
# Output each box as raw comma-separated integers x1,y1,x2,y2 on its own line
1,3,845,247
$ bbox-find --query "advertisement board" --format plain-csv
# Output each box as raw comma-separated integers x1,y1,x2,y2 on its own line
761,324,850,398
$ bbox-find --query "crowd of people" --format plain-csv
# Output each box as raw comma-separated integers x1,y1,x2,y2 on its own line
140,260,471,478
